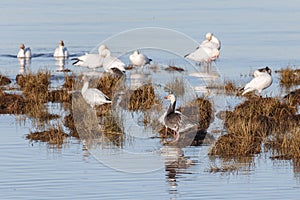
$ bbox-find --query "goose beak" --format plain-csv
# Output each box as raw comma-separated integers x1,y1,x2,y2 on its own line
164,96,169,99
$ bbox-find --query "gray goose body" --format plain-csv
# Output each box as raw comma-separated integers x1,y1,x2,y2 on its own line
164,94,197,143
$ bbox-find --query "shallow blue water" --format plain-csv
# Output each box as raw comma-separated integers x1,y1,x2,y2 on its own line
0,0,300,199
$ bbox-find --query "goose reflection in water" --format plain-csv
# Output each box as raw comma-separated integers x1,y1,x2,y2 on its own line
54,56,68,72
161,146,193,190
18,57,31,74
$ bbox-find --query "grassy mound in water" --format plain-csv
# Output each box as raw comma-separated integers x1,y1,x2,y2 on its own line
0,74,11,86
210,97,299,159
0,88,26,114
16,71,51,103
276,67,300,88
96,73,122,99
284,88,300,107
26,126,68,146
159,97,214,146
118,83,161,111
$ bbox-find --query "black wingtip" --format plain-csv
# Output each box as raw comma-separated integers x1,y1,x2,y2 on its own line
184,54,189,58
72,59,79,65
105,96,111,101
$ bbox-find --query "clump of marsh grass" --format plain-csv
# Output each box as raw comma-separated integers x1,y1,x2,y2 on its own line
26,125,68,146
0,88,25,114
276,66,300,88
210,97,298,158
224,80,239,95
71,88,124,147
181,97,214,130
48,89,72,103
120,83,160,111
284,88,300,107
165,65,184,72
206,80,240,95
17,71,51,103
96,73,122,98
165,77,185,97
63,114,79,138
63,74,75,90
158,97,214,146
14,71,67,129
0,74,11,86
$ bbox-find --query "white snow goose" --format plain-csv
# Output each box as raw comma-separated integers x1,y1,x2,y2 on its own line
17,43,31,58
81,76,112,108
129,50,152,67
101,48,126,74
72,44,108,69
53,40,69,58
200,32,221,50
241,66,273,97
184,46,219,64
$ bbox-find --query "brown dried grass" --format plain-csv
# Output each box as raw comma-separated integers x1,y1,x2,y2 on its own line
26,125,68,145
0,74,11,85
17,71,50,103
96,73,121,98
120,84,160,111
0,89,25,114
210,97,299,158
276,67,300,88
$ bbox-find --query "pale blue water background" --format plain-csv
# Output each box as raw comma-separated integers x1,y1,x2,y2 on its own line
0,0,300,199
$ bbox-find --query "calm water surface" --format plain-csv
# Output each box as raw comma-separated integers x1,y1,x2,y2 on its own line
0,0,300,199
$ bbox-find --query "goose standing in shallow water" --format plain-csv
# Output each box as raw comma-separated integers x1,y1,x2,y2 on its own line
241,66,273,97
17,43,31,58
53,40,69,58
163,94,198,144
129,50,152,67
72,44,108,69
81,76,112,108
184,46,219,65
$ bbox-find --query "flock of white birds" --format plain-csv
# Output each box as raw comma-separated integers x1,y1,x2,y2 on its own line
17,33,273,144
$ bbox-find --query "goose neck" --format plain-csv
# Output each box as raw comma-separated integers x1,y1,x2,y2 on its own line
167,100,176,115
82,81,89,94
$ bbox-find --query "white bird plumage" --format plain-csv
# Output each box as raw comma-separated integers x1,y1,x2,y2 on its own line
184,32,221,65
17,43,31,58
184,46,220,64
81,76,112,108
253,66,271,78
200,32,221,50
72,45,108,69
129,50,152,67
101,48,126,74
53,40,69,58
241,66,273,97
163,94,198,144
